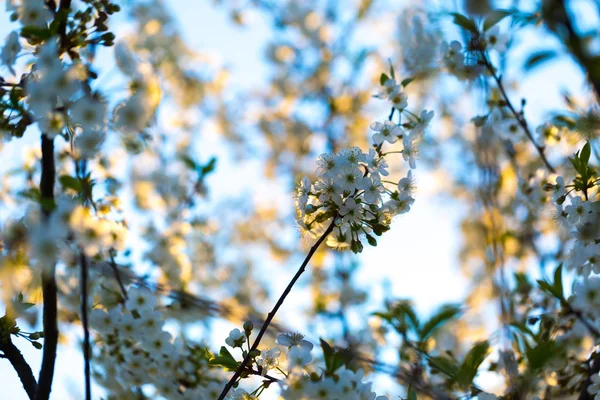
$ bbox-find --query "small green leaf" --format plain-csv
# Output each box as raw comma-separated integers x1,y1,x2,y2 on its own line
523,50,557,72
420,304,462,340
208,346,239,371
320,338,334,372
456,341,489,388
20,26,52,41
537,279,561,299
320,338,353,374
389,61,396,79
179,155,198,170
59,175,82,192
552,264,563,299
392,301,420,331
201,157,217,175
380,73,390,86
581,142,591,166
18,188,41,201
526,340,558,370
483,10,512,31
428,355,458,378
400,77,414,87
450,13,478,33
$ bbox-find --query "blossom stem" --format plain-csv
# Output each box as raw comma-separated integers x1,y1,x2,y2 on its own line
480,52,556,174
217,219,336,400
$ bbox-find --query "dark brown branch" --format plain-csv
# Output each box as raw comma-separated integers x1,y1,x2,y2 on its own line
579,351,600,400
37,1,71,397
218,220,336,400
79,253,91,400
545,0,600,104
0,338,38,399
37,135,58,400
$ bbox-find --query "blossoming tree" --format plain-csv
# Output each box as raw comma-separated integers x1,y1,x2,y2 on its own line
1,0,600,399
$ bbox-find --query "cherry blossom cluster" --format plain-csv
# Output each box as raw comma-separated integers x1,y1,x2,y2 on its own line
112,42,161,139
545,176,600,277
440,27,508,80
0,0,157,155
91,286,224,399
296,78,432,253
296,146,413,253
24,198,126,267
223,328,388,399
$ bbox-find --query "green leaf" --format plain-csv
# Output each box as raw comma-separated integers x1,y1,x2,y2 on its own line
201,157,217,176
20,26,52,41
392,301,420,331
456,341,489,388
320,338,353,374
18,188,41,201
420,304,462,340
389,61,396,79
400,77,414,87
581,142,591,166
372,311,392,322
523,50,557,72
526,340,558,370
9,292,35,319
537,279,560,299
483,10,512,31
59,175,82,192
208,346,239,371
179,155,198,170
380,73,390,86
428,355,458,378
450,13,478,33
552,264,563,299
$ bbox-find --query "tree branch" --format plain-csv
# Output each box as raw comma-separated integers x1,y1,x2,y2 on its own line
217,220,336,399
36,135,58,400
79,252,91,400
37,1,71,397
0,338,38,400
545,0,600,104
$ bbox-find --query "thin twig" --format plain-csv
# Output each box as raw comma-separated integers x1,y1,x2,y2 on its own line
79,252,91,400
480,52,556,174
109,253,128,301
561,299,600,338
217,219,336,399
0,338,38,399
